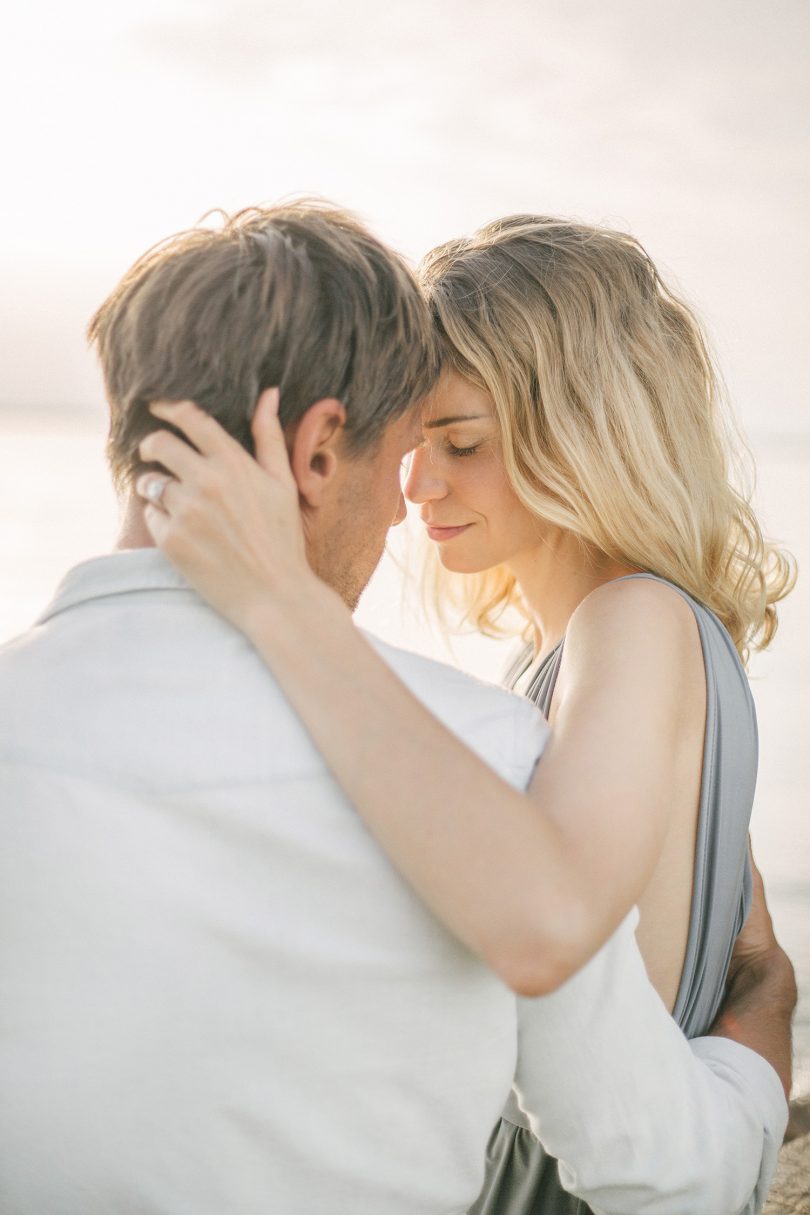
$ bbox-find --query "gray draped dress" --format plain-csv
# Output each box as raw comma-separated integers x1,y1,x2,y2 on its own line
470,573,757,1215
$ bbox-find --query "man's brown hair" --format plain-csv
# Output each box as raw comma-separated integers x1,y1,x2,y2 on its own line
89,200,440,490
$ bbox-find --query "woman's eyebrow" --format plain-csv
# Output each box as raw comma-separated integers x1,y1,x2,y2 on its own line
423,414,488,429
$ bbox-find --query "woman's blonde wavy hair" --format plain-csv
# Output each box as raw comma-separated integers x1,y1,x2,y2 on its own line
418,216,795,665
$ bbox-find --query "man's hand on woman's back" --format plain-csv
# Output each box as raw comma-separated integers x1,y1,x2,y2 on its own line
710,849,797,1102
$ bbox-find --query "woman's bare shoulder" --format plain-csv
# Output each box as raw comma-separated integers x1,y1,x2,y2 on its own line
558,576,703,705
568,576,699,652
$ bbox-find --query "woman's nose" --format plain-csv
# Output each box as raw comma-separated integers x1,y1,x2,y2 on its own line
402,446,447,504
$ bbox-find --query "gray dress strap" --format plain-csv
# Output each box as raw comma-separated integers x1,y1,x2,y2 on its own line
470,573,757,1215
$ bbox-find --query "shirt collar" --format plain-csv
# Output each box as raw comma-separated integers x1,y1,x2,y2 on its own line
37,549,193,625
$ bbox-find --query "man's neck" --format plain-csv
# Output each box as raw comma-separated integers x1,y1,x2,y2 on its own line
115,494,156,551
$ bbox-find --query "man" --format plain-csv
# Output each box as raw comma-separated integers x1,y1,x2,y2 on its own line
0,202,794,1214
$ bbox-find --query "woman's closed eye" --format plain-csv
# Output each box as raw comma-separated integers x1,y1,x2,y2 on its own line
446,440,480,458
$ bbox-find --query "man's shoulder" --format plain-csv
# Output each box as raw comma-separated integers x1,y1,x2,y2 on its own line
365,633,510,699
0,622,48,677
363,632,548,791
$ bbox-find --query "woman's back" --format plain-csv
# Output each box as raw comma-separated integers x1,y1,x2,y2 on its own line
472,573,756,1215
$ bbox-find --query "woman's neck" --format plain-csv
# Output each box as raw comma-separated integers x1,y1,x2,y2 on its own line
507,531,639,661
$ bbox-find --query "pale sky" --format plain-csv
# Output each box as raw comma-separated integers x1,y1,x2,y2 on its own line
1,0,808,435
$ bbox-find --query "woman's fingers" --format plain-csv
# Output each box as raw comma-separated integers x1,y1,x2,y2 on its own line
139,429,204,482
149,399,238,458
143,499,168,538
252,387,294,483
128,391,313,636
136,473,176,512
136,390,300,540
147,392,294,489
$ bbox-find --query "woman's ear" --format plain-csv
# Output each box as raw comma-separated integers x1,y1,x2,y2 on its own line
287,398,348,508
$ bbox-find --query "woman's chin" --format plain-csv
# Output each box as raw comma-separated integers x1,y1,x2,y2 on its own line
436,549,493,575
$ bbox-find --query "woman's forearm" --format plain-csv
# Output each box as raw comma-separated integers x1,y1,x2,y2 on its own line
244,577,604,995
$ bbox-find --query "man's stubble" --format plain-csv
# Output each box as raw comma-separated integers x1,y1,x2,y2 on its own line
307,465,394,614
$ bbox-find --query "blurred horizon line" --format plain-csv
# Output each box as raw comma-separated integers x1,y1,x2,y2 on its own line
3,400,809,453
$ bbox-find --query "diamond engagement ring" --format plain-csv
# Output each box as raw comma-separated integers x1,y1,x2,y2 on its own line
144,477,169,506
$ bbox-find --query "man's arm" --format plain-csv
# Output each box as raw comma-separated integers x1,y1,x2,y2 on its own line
512,894,792,1215
709,851,796,1100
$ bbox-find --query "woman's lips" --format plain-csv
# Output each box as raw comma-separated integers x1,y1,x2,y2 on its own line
425,523,472,542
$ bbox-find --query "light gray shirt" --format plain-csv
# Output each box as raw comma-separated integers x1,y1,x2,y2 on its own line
0,550,787,1214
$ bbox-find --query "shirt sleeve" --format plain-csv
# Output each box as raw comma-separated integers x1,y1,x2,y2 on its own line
512,910,788,1215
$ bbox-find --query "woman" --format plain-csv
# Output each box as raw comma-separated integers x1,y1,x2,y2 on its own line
137,216,794,1212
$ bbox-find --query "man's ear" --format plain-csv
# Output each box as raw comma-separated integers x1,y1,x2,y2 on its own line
285,398,347,508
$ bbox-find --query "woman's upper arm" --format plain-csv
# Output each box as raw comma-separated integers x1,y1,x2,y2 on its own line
527,578,702,928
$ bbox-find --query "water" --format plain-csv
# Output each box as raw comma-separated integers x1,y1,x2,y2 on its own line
2,406,808,1099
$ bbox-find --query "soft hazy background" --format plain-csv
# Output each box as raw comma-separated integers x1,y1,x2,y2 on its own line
2,0,808,1100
